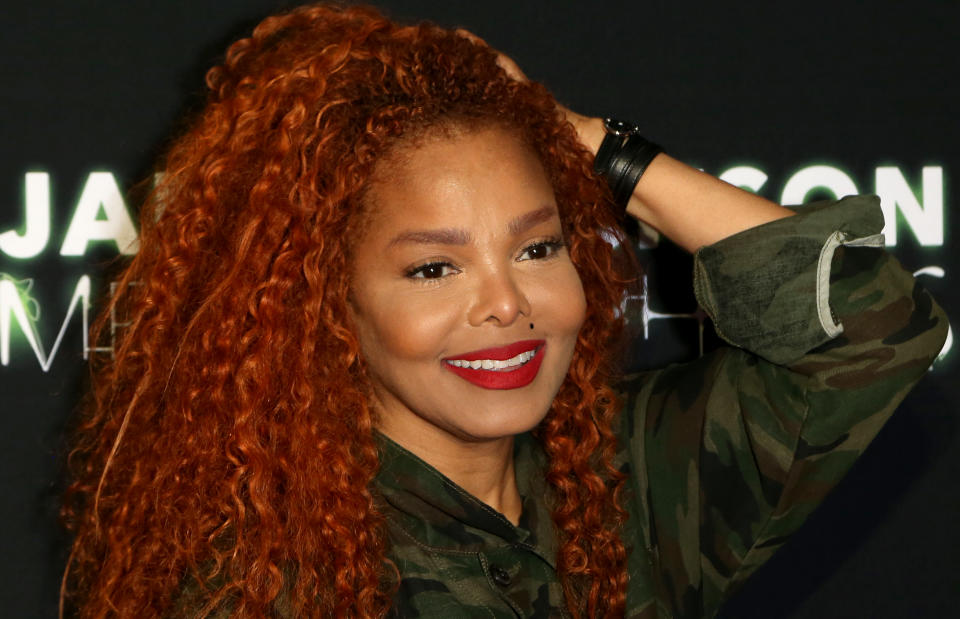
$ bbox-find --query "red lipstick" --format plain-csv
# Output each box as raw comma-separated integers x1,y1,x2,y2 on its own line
443,339,546,390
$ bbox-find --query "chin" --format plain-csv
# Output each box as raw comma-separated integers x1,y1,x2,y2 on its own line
448,404,551,442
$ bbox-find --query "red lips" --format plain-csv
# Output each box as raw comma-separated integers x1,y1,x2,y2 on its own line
442,339,546,390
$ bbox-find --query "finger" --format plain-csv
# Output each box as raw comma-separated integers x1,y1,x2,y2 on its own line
494,53,528,83
455,28,486,46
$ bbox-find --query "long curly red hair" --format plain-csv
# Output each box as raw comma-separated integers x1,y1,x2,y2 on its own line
62,3,631,617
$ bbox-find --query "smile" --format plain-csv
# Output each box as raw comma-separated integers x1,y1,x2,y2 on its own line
442,339,546,390
446,349,537,370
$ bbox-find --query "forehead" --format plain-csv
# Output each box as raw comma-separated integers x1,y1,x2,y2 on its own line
359,126,557,238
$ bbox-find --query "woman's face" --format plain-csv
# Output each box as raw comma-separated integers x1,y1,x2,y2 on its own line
349,126,587,450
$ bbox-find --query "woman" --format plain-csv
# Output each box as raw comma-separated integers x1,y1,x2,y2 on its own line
61,3,947,618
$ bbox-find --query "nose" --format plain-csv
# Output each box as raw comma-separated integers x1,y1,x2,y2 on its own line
467,268,532,327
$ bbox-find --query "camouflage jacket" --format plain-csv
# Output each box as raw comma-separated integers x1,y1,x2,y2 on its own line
375,195,949,618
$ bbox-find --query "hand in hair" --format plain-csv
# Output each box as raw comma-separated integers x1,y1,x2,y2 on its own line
456,29,606,156
458,28,793,251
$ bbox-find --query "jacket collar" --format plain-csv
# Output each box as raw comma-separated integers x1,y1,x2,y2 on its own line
374,432,558,568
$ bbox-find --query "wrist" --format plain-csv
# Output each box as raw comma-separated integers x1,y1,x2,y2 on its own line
593,119,664,214
624,154,668,222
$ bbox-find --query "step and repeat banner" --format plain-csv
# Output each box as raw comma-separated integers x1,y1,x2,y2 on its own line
2,1,956,616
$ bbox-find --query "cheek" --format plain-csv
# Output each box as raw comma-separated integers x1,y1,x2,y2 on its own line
535,265,587,334
354,288,461,362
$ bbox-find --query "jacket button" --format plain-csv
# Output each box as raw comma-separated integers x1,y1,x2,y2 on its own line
490,565,511,587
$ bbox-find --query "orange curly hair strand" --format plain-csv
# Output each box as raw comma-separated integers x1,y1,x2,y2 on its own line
62,4,631,617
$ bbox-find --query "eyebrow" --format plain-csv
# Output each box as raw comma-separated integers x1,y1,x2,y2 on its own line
508,205,557,235
388,205,558,248
388,228,471,247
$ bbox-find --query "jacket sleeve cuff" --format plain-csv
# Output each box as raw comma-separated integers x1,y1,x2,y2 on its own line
692,194,886,365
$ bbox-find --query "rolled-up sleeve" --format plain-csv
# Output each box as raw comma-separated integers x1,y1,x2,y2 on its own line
693,194,887,365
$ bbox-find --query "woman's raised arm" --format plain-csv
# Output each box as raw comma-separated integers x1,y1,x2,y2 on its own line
569,115,795,252
479,34,795,252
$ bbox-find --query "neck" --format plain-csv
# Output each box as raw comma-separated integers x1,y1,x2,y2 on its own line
378,426,523,525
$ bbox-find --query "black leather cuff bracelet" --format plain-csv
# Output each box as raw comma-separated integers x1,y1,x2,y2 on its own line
593,118,663,214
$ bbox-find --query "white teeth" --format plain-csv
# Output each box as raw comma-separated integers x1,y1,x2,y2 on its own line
446,347,538,371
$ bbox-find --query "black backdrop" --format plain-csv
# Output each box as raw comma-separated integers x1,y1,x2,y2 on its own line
2,1,956,616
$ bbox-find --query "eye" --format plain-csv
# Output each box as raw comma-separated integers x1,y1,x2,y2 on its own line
405,261,459,280
518,238,564,261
